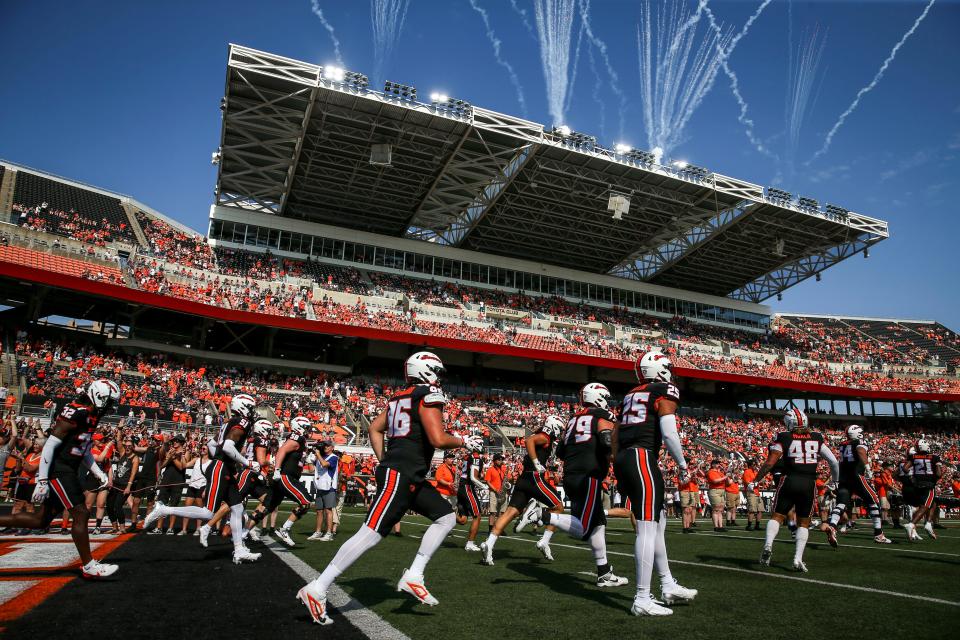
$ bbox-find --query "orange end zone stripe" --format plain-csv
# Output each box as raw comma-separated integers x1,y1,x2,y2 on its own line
0,534,133,622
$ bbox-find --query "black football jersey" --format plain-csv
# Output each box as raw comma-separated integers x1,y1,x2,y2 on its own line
770,431,826,476
380,384,446,482
522,428,555,474
280,434,307,476
562,406,615,477
838,439,867,478
617,382,681,451
53,399,100,472
459,452,481,483
215,415,253,471
910,453,941,489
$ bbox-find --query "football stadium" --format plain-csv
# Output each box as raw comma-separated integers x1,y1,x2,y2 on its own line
1,2,958,639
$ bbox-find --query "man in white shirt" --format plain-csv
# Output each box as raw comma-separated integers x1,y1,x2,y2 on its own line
309,442,339,541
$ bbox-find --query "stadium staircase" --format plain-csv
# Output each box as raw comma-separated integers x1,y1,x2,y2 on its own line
333,389,369,445
0,166,16,217
1,352,19,392
693,436,734,460
120,201,149,249
836,318,916,364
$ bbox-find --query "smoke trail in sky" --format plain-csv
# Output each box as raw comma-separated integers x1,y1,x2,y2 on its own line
637,0,730,159
786,26,827,167
578,0,627,138
310,1,344,66
563,17,586,118
510,0,537,40
585,40,605,140
534,0,577,126
701,0,778,160
370,0,411,85
469,0,529,116
809,0,937,162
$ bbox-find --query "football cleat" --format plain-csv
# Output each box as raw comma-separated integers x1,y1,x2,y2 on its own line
823,524,839,548
759,546,773,566
792,560,808,573
232,546,261,564
874,534,892,544
198,524,211,548
81,560,119,579
924,522,937,540
839,525,848,534
515,500,543,533
397,569,439,605
597,567,628,588
464,541,482,552
247,527,261,543
275,528,296,548
479,541,494,566
297,583,333,625
631,596,673,616
535,540,554,561
143,502,167,529
661,583,698,605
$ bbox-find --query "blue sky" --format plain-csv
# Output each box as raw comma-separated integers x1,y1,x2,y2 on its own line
2,1,958,327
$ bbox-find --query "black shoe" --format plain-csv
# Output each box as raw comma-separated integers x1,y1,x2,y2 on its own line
59,528,70,535
682,528,692,534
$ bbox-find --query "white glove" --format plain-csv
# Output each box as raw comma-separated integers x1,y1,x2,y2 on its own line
747,482,755,492
461,435,483,453
272,469,281,481
250,461,261,473
680,467,693,485
95,470,110,491
826,481,837,491
32,480,49,504
533,460,546,474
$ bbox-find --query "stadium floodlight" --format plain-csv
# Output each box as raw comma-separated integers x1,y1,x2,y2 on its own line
343,71,369,91
211,151,221,165
623,148,656,165
384,80,417,102
430,92,449,103
430,93,472,119
797,196,820,213
864,248,869,259
554,125,572,137
614,143,632,154
672,160,688,169
767,187,792,203
825,203,849,221
323,65,346,82
816,273,822,282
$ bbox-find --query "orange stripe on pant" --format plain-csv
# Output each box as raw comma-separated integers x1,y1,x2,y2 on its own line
580,478,598,534
366,469,398,531
534,473,563,508
281,474,310,506
466,486,480,517
49,479,73,510
205,462,223,511
636,449,654,521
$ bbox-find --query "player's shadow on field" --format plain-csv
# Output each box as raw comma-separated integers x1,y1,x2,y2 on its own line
694,553,758,571
503,562,629,611
339,576,435,616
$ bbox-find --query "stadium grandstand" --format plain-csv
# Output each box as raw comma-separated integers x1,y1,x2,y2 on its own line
1,43,958,640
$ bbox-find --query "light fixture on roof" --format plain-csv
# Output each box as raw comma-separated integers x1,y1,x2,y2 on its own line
672,160,688,169
797,196,819,213
554,125,572,137
767,187,792,203
816,273,822,282
430,93,472,119
323,65,346,82
777,293,783,301
864,248,869,259
614,142,632,154
430,92,449,103
384,80,417,102
211,151,221,165
608,191,631,220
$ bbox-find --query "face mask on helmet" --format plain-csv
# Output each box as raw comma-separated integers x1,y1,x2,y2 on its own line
846,425,863,440
543,416,565,438
917,439,931,453
636,352,673,383
253,419,272,438
784,408,808,431
230,394,257,419
580,383,611,410
291,417,311,437
87,379,120,413
405,351,446,386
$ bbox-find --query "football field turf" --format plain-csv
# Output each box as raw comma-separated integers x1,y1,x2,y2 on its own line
288,508,960,640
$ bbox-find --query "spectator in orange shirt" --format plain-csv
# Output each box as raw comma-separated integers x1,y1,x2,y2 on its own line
434,452,457,508
679,468,699,533
724,471,740,528
741,460,763,530
706,460,728,532
484,453,507,532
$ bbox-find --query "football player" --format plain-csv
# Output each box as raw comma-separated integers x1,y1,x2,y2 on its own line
296,352,482,626
755,409,839,572
0,379,120,578
480,416,565,565
825,425,891,544
613,352,697,616
902,439,942,541
458,450,488,552
247,416,315,548
516,383,628,589
145,394,263,564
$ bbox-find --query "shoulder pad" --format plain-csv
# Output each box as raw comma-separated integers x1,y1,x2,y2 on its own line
661,383,681,402
419,384,446,407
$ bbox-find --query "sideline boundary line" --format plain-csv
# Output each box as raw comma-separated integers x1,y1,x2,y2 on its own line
262,538,411,640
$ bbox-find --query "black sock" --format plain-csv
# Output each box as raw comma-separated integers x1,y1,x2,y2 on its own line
95,517,103,527
597,562,611,577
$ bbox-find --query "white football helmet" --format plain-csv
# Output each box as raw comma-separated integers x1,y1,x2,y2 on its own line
229,393,257,419
253,419,273,438
846,425,864,440
290,416,312,438
908,446,917,456
405,351,445,386
542,415,565,439
87,379,120,411
784,408,809,431
636,351,673,383
917,439,931,453
580,383,612,410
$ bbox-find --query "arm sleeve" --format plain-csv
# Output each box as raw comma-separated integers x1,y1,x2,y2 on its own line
221,438,249,468
471,465,486,489
659,414,687,470
37,435,63,480
820,445,839,484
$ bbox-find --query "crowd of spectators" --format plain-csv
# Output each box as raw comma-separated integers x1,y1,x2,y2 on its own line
13,203,130,247
136,210,217,270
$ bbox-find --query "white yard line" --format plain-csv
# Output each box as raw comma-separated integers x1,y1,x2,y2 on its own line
262,538,412,640
678,530,960,557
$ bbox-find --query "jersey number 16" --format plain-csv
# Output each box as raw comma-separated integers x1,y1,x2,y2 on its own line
387,398,412,438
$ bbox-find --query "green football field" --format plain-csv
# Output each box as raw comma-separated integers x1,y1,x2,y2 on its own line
284,508,960,640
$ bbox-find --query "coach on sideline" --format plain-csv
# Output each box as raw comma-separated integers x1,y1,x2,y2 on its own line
310,442,339,541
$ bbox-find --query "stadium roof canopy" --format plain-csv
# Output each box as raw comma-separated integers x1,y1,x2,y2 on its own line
214,45,889,303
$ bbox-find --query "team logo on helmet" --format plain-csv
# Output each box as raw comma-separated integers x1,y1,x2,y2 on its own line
87,379,120,411
916,439,931,453
405,351,445,386
636,351,673,383
230,393,257,419
846,425,864,440
542,415,565,439
290,416,312,438
580,383,611,410
784,408,809,431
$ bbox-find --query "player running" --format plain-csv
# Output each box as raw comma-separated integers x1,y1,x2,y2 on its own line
825,425,891,544
296,352,482,626
902,439,942,541
145,394,263,564
613,352,698,616
247,416,314,547
755,409,839,572
0,379,120,578
480,416,565,564
458,450,488,552
516,383,628,590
